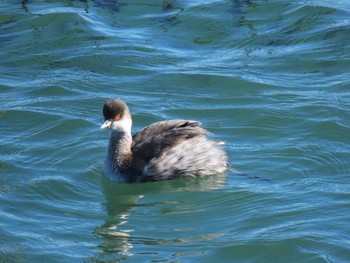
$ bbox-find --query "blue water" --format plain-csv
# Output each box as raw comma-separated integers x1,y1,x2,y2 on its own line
1,0,350,262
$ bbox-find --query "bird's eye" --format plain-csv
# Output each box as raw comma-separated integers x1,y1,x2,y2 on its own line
114,115,121,121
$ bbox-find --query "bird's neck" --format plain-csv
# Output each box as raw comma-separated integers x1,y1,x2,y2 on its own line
106,130,132,173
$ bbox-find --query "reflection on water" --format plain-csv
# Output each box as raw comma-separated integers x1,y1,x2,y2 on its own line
94,174,227,259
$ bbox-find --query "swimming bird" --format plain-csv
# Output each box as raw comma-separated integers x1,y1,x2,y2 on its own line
101,99,228,183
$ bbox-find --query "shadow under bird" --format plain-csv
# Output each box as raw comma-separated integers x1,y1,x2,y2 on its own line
101,99,228,183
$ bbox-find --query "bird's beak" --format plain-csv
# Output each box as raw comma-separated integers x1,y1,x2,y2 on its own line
100,120,112,129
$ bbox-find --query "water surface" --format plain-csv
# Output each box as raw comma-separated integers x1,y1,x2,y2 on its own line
1,0,350,262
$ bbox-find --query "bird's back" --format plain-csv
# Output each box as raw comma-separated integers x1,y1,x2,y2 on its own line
131,120,227,181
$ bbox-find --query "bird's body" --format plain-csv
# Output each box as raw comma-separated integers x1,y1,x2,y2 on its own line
101,99,228,183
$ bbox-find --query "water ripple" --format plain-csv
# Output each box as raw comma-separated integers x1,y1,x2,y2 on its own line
1,1,350,262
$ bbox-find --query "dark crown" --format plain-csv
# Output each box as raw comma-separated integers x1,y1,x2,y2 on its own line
103,99,130,120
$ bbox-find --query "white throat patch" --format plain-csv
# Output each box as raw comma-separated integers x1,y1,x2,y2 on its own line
111,117,132,133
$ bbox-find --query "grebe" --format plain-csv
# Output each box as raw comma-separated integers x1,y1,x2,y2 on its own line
101,99,227,182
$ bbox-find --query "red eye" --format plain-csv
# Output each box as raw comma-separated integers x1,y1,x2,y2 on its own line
114,115,121,121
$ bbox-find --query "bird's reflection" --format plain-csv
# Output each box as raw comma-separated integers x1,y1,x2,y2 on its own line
93,173,227,260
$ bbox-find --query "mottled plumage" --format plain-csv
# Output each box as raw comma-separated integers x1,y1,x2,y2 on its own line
101,99,228,183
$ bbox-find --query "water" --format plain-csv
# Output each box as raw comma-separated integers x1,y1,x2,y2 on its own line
1,0,350,262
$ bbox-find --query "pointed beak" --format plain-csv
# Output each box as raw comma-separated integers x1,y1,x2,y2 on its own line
100,120,112,129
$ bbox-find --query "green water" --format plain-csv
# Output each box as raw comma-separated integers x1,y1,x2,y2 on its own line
1,0,350,262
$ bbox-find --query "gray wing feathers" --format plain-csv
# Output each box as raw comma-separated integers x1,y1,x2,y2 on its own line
131,120,209,161
144,137,228,180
